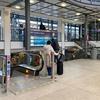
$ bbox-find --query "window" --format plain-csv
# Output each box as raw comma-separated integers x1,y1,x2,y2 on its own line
88,21,100,41
64,24,80,41
64,24,68,42
76,27,79,39
11,13,58,41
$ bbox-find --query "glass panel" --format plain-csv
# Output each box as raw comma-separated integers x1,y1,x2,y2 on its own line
71,26,75,40
76,27,79,39
11,14,24,41
11,13,58,42
0,11,3,40
64,24,80,41
0,13,2,40
64,24,68,41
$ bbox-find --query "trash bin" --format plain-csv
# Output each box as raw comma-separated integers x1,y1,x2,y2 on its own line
91,48,97,59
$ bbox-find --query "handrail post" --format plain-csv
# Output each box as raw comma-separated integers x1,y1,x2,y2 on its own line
51,52,55,80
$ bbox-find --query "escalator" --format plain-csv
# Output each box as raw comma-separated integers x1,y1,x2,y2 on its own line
11,51,44,77
64,40,89,60
75,40,93,58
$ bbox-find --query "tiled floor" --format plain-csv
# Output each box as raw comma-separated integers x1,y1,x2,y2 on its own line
1,59,100,100
8,75,52,95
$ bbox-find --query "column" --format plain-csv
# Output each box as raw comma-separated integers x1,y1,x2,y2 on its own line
84,14,88,55
25,0,30,50
3,8,11,56
58,19,65,54
80,25,82,40
3,7,11,78
3,7,11,92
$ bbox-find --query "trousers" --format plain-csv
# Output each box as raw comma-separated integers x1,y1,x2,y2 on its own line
47,67,52,76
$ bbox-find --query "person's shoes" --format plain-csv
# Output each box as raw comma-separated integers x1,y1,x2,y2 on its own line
51,76,56,79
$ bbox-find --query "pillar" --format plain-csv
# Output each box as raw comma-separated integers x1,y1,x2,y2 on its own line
3,8,11,56
25,0,30,50
3,7,11,79
58,19,65,54
84,14,88,55
3,7,11,92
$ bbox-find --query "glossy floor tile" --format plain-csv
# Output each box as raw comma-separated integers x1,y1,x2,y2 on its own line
8,72,52,95
1,59,100,100
35,86,100,100
0,84,13,98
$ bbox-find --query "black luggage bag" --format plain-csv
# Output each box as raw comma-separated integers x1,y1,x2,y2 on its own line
57,53,63,75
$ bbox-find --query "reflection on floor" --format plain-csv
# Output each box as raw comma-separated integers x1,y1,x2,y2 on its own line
0,84,4,95
8,70,52,95
0,84,12,97
1,59,100,100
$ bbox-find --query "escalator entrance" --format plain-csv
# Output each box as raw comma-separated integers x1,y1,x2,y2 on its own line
8,51,51,94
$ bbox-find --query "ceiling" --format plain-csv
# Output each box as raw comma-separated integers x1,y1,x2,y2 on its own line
0,0,100,22
74,0,100,6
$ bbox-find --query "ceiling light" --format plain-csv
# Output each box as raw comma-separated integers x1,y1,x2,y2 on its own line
76,13,81,16
61,2,67,7
15,5,21,9
98,19,100,21
74,19,78,21
30,0,35,4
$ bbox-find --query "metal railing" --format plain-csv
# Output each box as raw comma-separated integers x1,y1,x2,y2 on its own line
0,55,7,93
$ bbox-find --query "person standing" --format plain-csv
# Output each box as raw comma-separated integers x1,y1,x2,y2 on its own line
51,33,60,63
43,40,58,78
39,22,46,30
51,33,60,53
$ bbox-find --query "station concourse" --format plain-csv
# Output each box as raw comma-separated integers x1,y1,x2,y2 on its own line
0,0,100,100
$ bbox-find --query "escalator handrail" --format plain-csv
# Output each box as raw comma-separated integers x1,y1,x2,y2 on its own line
26,52,44,72
18,52,44,72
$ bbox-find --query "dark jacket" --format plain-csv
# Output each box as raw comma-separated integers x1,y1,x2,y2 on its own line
51,38,60,53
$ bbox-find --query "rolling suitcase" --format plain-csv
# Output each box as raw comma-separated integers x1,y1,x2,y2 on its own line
57,53,63,75
57,61,63,75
